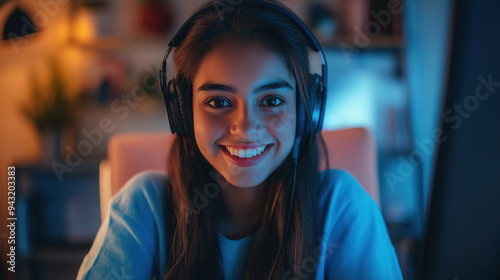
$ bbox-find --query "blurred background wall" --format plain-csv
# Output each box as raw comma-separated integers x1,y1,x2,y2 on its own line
404,0,452,216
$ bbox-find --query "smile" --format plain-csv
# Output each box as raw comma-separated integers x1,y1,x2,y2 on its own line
219,144,273,167
223,144,270,158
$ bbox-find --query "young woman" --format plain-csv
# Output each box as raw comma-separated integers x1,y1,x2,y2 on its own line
77,1,402,279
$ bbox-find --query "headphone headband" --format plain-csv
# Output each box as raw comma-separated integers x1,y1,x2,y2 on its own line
169,0,321,53
160,0,328,137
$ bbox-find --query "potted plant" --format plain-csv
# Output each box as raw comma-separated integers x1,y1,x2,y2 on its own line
21,61,77,161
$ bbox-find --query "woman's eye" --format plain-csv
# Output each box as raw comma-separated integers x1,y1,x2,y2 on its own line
260,96,284,107
206,98,231,108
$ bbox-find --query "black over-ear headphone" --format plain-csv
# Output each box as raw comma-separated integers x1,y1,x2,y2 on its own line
159,0,328,140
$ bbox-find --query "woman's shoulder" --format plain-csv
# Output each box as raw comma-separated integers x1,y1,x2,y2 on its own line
315,169,380,232
314,169,403,278
110,171,168,218
317,169,375,209
77,171,169,280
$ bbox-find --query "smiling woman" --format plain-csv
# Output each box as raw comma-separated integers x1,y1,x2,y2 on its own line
193,39,297,188
76,1,403,280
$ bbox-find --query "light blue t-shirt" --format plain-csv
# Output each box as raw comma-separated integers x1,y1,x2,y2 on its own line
77,169,403,280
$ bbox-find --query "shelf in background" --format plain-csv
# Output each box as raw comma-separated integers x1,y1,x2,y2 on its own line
321,35,405,50
70,36,169,52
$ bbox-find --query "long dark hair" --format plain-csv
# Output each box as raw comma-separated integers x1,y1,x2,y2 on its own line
162,1,329,279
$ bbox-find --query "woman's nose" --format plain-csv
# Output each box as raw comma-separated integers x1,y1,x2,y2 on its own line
229,105,263,139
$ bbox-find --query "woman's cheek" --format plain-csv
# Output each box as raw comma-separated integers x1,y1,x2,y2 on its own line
194,111,227,144
265,110,296,137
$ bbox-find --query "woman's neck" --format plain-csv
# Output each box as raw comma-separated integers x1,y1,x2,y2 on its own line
217,181,267,240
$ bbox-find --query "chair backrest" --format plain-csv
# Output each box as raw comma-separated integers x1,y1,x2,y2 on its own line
99,127,379,221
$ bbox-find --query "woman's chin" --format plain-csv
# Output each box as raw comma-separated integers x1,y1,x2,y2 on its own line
223,174,266,188
229,180,263,188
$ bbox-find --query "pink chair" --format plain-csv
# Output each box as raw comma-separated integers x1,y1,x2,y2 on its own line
99,127,379,221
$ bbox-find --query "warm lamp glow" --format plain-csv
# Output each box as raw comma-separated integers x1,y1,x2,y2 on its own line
73,9,95,44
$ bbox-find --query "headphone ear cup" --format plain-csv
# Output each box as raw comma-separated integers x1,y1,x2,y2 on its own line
166,79,182,135
296,87,307,138
314,74,327,133
174,77,194,137
309,73,325,133
162,79,178,134
296,73,322,138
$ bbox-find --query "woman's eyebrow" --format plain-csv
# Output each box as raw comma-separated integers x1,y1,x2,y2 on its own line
253,80,293,94
196,83,236,93
196,80,293,94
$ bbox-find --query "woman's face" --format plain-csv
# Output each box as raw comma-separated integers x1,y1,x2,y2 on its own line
192,40,297,188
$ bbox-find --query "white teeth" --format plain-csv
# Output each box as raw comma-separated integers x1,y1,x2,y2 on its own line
245,149,252,158
224,145,268,158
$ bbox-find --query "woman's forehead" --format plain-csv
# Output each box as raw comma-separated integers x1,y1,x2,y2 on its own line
193,39,295,89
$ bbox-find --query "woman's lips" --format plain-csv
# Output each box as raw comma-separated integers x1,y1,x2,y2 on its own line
219,144,273,167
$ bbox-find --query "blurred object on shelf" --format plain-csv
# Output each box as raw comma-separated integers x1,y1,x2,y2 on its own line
337,0,369,36
376,78,411,153
369,0,403,36
317,0,404,49
71,0,117,44
77,55,128,104
137,69,162,101
307,2,337,43
72,7,97,44
20,59,79,162
2,1,38,41
71,0,175,48
136,0,174,36
77,0,110,8
96,57,128,103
